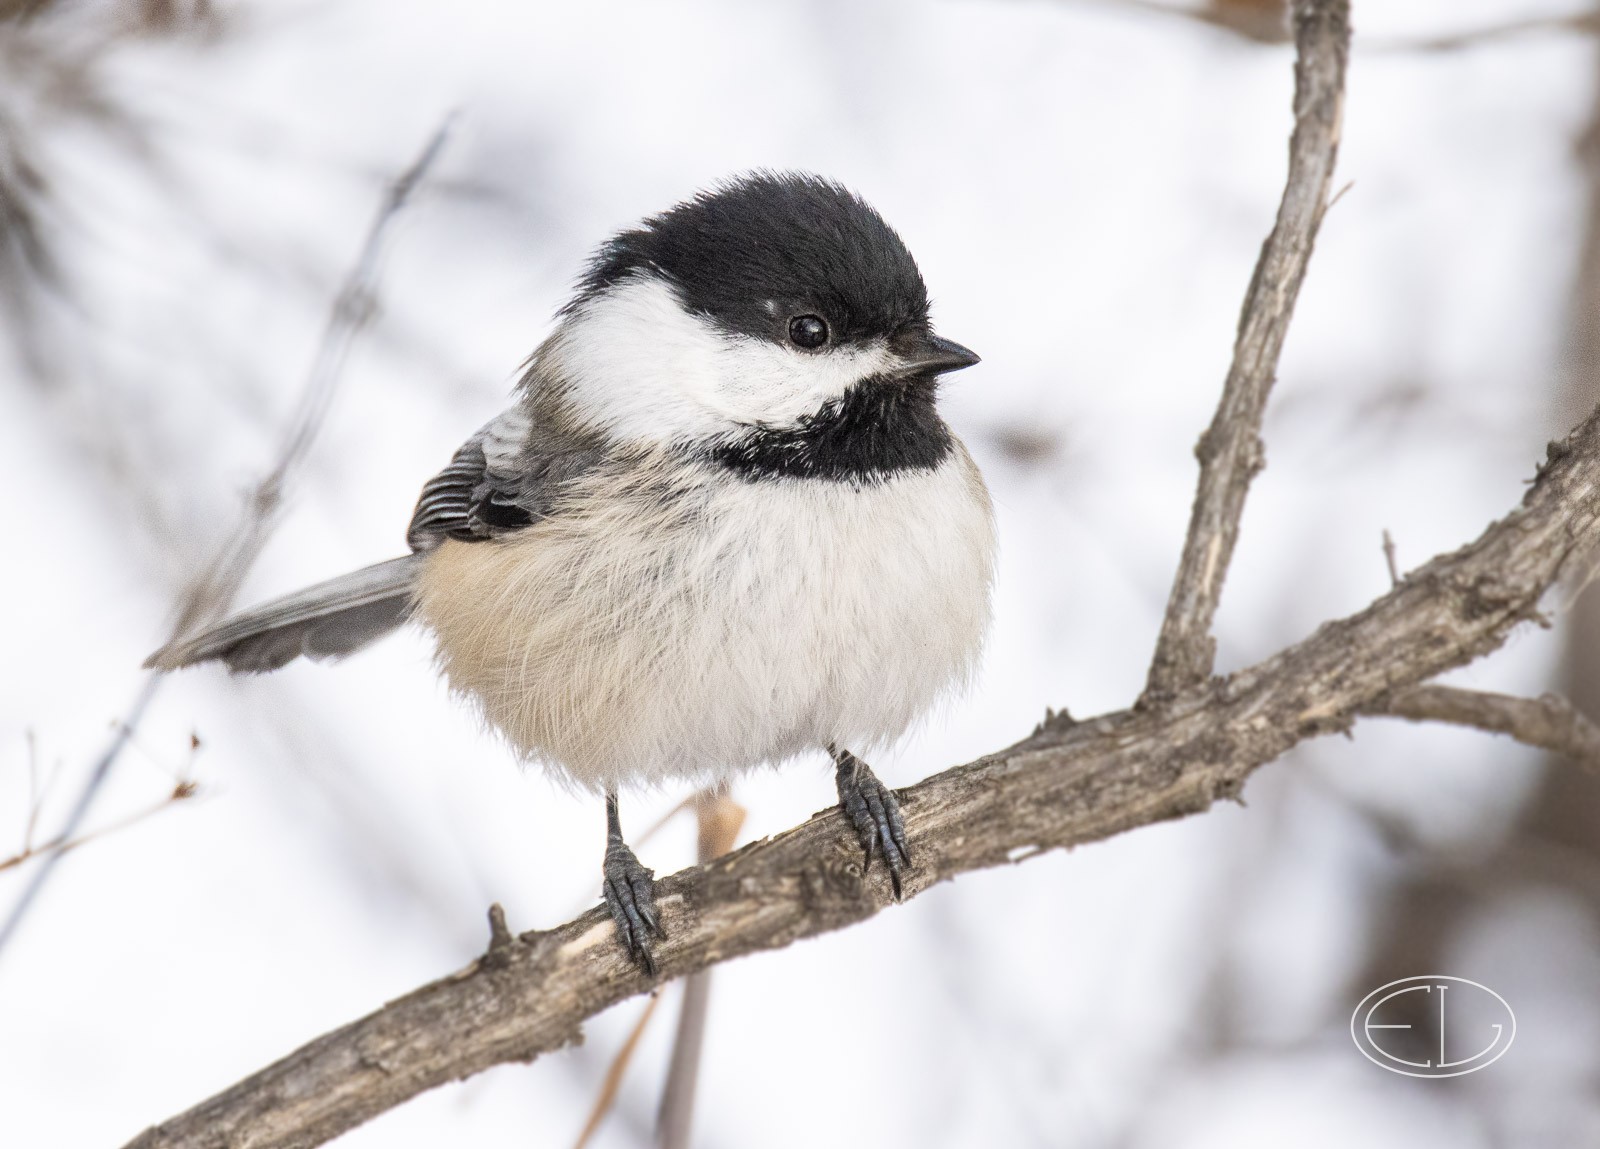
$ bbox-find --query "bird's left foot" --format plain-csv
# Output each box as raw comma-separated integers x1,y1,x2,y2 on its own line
831,747,910,899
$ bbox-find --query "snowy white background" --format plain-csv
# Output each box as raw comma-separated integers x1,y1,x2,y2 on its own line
2,1,1597,1146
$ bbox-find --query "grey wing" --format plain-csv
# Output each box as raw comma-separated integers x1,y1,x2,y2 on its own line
145,556,421,672
148,403,599,675
406,407,535,550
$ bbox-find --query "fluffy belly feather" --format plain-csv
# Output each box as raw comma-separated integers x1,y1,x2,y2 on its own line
411,449,995,793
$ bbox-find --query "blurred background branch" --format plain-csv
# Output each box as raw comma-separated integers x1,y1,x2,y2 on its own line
1077,0,1292,45
655,790,746,1149
0,115,451,961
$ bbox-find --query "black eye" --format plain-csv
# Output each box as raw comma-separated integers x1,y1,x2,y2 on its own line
788,314,828,349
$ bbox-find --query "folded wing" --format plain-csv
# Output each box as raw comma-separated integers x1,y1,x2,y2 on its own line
147,405,554,674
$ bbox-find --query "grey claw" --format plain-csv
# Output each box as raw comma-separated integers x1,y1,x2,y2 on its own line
833,749,910,900
603,844,661,975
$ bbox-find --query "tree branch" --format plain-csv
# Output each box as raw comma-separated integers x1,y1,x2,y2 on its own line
124,398,1600,1149
1144,0,1349,699
656,791,746,1149
1364,684,1600,772
121,4,1600,1146
1081,0,1292,46
1367,12,1600,55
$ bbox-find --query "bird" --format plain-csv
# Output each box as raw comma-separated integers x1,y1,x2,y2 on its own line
147,172,996,974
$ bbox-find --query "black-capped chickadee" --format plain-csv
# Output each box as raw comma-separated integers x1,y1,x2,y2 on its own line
149,172,996,973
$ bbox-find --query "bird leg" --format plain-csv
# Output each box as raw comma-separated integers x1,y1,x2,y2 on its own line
602,792,664,975
830,747,910,900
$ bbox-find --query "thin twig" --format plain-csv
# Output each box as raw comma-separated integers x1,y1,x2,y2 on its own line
0,118,452,964
561,790,741,1149
1143,0,1350,701
121,393,1600,1149
22,728,42,853
1085,0,1600,52
1073,0,1292,45
657,977,711,1149
165,114,454,644
0,675,161,956
1382,528,1400,586
567,790,746,1149
1364,685,1600,772
637,795,699,849
657,791,746,1149
1366,12,1600,55
0,780,199,874
571,993,663,1149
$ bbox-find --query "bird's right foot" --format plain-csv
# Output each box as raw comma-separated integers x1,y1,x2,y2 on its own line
602,793,664,975
831,747,911,900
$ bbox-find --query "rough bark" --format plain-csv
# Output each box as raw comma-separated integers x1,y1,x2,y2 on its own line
123,4,1600,1147
124,396,1600,1149
1144,0,1349,698
1365,685,1600,771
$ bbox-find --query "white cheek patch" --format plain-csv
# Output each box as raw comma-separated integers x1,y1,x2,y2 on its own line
705,335,893,428
543,275,893,447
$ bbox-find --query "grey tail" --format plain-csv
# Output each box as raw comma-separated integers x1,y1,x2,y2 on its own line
145,555,423,674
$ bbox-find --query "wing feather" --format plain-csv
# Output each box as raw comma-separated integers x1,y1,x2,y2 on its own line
406,408,535,549
405,404,602,550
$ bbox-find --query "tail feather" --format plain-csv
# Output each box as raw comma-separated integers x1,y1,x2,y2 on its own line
146,555,422,674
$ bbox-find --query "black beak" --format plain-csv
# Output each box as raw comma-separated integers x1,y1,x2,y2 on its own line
893,333,981,377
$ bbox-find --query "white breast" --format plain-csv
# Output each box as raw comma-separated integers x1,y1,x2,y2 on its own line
412,448,996,794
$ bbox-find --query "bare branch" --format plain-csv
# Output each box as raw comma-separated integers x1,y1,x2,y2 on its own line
165,114,453,643
0,675,160,957
1086,0,1600,52
571,994,663,1149
122,396,1600,1149
1364,685,1600,772
1086,0,1291,46
0,119,451,963
22,728,47,852
0,779,198,875
1367,12,1600,55
1144,0,1349,700
657,976,711,1149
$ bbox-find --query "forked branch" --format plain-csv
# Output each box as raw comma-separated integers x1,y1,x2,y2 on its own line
125,5,1600,1149
1144,0,1350,699
126,397,1600,1149
1366,684,1600,771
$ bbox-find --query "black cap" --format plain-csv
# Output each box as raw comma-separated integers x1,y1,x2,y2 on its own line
573,172,932,347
